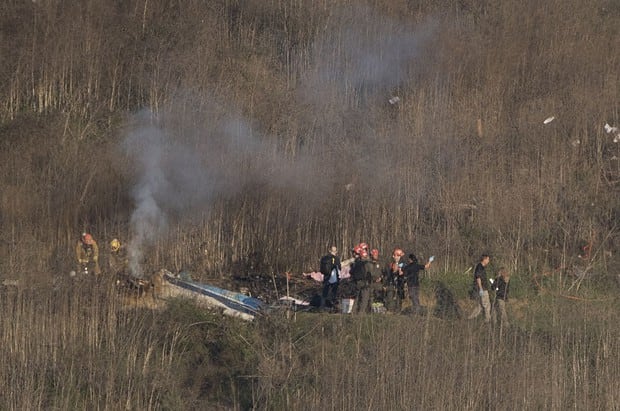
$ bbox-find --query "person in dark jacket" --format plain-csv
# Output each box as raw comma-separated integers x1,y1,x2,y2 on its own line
368,249,384,307
403,253,433,314
492,267,510,326
467,254,492,322
384,248,406,312
351,249,372,314
319,246,341,309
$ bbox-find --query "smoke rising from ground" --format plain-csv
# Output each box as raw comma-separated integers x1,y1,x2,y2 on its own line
122,10,439,276
122,111,216,276
121,106,326,276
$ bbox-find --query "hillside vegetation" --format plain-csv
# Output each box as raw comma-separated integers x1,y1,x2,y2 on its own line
1,0,618,279
0,0,619,409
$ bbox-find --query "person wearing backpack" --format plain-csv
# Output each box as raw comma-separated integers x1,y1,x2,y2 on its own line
319,246,341,310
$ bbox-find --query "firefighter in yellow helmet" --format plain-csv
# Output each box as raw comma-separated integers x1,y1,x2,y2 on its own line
76,232,101,275
109,238,128,277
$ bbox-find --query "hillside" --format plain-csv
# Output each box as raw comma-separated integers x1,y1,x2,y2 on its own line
1,0,618,282
0,0,619,408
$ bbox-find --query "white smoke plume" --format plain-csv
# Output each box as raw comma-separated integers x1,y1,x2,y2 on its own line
121,106,325,277
121,10,440,276
122,111,216,277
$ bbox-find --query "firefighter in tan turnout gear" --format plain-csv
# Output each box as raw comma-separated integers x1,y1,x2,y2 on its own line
76,232,101,275
109,238,129,278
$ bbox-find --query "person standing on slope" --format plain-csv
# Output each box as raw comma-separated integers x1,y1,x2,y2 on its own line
351,249,372,314
384,248,406,312
368,249,384,308
492,267,511,327
467,254,492,323
319,245,341,310
76,232,101,276
403,253,433,314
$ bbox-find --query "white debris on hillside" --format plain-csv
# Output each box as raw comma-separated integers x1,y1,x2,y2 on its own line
604,123,620,143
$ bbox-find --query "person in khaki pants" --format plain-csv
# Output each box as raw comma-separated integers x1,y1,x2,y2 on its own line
467,254,491,323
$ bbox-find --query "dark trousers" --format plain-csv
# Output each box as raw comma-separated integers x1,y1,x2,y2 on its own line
354,282,371,314
408,285,421,313
321,281,339,307
385,286,401,312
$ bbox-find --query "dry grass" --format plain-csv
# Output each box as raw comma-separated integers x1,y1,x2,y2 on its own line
0,0,618,408
1,281,617,410
250,300,620,410
0,282,179,409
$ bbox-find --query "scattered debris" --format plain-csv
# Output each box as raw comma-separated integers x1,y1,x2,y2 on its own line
303,271,324,282
371,302,387,313
604,123,620,143
2,279,19,287
570,139,581,147
604,123,618,134
278,296,309,306
388,96,400,105
340,298,354,313
153,269,265,321
543,116,555,124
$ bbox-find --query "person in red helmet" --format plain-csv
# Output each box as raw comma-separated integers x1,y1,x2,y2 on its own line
353,245,363,258
76,232,101,275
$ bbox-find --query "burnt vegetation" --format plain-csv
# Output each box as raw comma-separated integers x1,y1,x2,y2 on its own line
0,0,619,409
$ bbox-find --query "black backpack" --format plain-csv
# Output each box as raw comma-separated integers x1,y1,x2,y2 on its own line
320,255,334,277
350,260,366,281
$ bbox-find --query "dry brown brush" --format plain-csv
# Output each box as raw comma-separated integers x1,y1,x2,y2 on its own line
0,0,619,406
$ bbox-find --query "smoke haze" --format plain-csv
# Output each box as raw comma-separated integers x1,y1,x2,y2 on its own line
121,9,439,276
122,104,328,276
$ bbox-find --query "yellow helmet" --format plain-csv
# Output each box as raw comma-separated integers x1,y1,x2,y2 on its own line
110,238,121,252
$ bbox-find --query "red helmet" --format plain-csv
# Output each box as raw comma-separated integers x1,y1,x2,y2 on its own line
393,248,404,257
371,249,379,257
360,249,369,258
353,245,362,256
